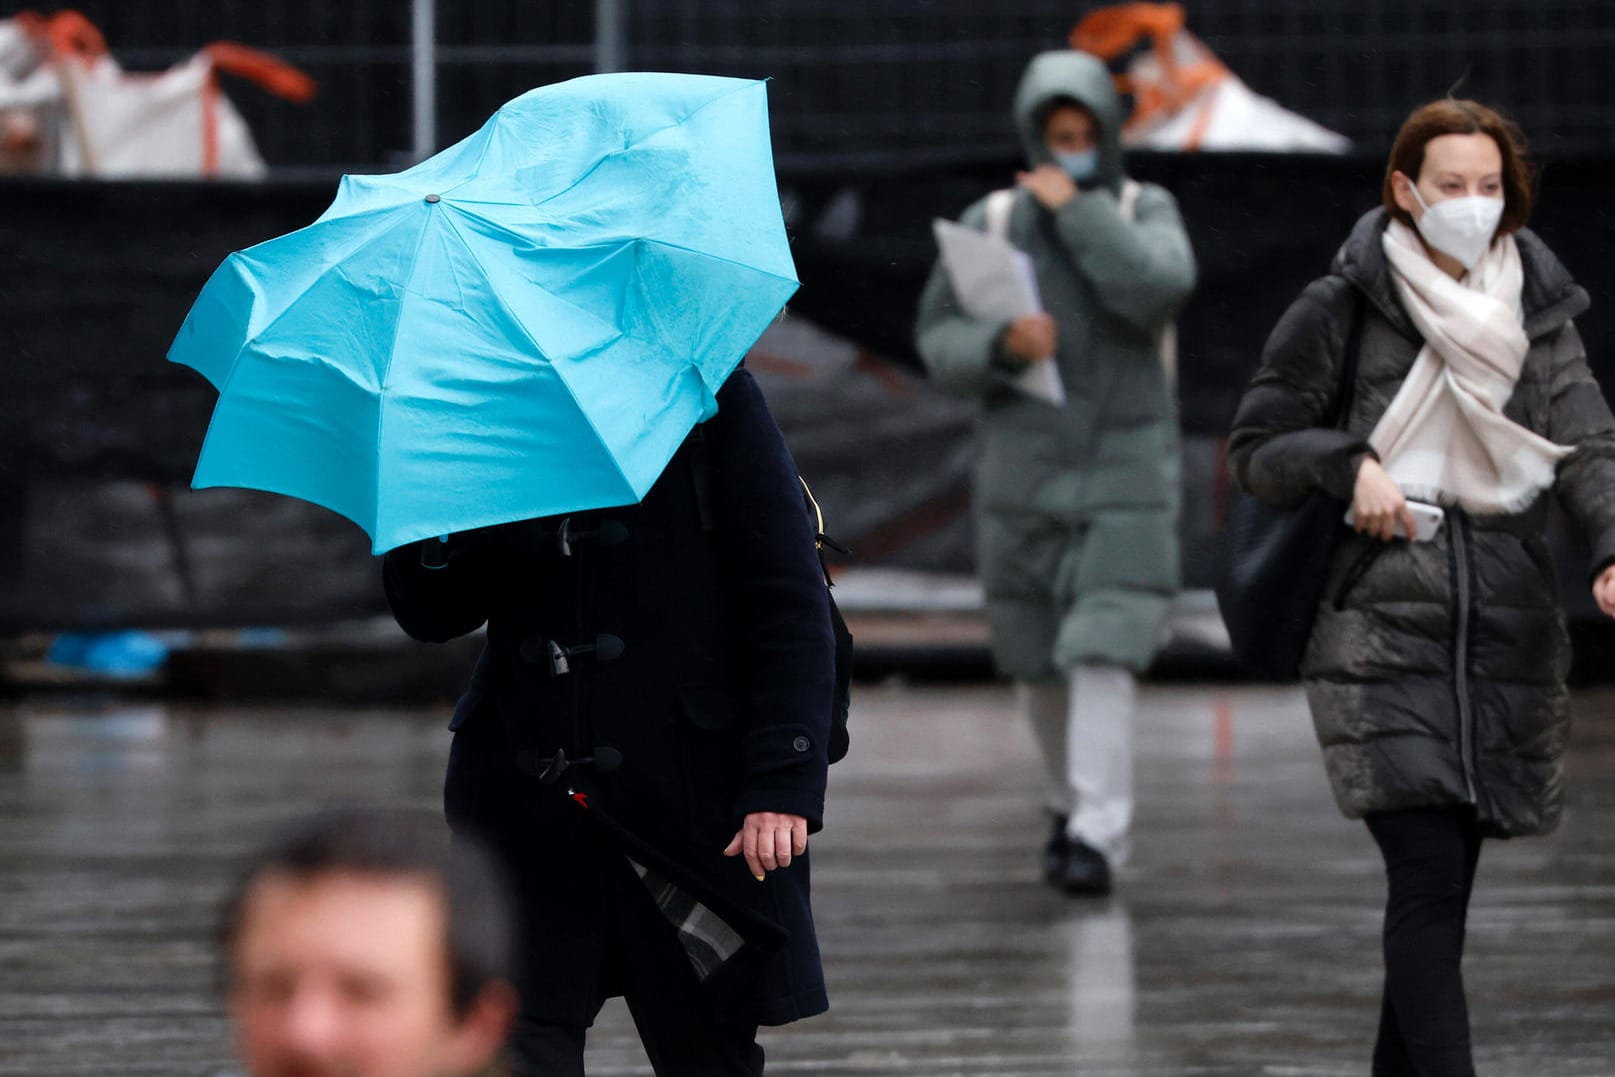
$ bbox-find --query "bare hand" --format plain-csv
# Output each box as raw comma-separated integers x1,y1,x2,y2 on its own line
1001,313,1057,364
1595,565,1615,619
1351,457,1416,542
723,812,808,880
1016,163,1078,211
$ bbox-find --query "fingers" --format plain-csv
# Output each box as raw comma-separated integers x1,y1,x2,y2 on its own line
1350,460,1408,543
771,824,792,870
754,818,791,872
754,821,779,873
1352,508,1393,542
1013,167,1075,210
727,814,810,879
1596,572,1615,618
1030,314,1057,358
1597,569,1615,618
1350,502,1405,542
742,825,763,880
1006,314,1057,362
724,827,765,880
1398,504,1419,541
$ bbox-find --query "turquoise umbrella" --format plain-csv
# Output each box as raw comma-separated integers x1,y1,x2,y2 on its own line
168,73,798,554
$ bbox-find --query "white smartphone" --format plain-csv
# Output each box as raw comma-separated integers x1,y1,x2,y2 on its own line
1343,500,1446,542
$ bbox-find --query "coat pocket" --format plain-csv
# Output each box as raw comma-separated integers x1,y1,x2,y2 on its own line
676,684,743,731
675,685,747,843
1332,542,1388,610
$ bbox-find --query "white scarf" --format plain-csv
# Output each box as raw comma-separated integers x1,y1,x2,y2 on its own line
1369,219,1570,515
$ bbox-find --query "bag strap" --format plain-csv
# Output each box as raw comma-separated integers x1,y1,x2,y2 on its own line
983,188,1015,242
1330,289,1367,430
1118,177,1142,221
685,424,716,532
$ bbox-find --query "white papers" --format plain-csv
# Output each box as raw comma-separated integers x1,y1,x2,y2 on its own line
931,218,1065,405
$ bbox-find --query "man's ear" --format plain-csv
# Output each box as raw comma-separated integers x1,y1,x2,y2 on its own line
440,981,519,1076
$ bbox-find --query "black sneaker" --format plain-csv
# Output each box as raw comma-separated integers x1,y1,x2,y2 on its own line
1040,814,1070,885
1058,840,1113,897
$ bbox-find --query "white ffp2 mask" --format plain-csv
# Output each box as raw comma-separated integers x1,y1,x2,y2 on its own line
1409,183,1504,271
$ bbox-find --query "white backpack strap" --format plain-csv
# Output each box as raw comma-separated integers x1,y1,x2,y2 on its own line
1118,177,1143,221
984,188,1016,241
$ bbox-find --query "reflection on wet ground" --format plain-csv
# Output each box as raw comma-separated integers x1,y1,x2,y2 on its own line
0,684,1611,1075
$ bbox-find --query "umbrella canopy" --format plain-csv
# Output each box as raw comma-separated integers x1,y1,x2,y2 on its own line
169,72,798,553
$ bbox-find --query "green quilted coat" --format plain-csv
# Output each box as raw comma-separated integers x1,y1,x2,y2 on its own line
914,50,1196,677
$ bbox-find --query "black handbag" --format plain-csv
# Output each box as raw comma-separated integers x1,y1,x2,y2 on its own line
1215,292,1365,680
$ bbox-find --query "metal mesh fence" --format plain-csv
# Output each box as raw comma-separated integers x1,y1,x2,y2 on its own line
7,0,1612,170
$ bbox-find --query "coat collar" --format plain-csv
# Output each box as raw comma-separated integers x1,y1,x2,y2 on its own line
1332,208,1588,342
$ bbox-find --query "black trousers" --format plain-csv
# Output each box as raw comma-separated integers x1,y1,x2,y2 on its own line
502,844,765,1077
1364,805,1484,1077
508,1010,762,1077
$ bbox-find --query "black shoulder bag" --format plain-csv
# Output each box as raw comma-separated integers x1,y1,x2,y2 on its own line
1214,291,1364,681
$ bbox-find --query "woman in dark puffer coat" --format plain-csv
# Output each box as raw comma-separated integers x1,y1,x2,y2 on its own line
1230,100,1615,1076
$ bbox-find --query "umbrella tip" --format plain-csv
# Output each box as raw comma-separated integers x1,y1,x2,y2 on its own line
425,193,441,204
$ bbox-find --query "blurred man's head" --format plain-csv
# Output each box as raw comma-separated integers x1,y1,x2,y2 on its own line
222,809,517,1077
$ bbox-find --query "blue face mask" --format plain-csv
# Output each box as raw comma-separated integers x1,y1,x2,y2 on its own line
1052,148,1099,182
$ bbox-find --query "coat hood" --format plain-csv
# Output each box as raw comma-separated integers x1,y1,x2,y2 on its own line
1013,50,1126,191
1332,208,1589,342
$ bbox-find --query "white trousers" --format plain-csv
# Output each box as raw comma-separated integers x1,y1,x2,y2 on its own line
1018,664,1136,864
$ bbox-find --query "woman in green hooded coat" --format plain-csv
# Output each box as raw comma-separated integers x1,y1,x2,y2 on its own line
914,50,1195,894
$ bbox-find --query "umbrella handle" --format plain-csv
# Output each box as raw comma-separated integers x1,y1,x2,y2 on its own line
419,534,451,569
530,745,624,785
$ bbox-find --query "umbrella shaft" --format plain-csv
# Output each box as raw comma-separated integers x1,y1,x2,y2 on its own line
594,0,627,73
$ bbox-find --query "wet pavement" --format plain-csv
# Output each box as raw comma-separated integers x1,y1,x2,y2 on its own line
1,683,1612,1075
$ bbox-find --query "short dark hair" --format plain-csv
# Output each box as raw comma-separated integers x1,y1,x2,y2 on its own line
1035,95,1098,138
1383,98,1536,235
220,808,516,1017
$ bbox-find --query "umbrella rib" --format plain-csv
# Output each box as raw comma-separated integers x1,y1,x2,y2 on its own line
435,209,637,497
497,78,765,212
372,206,440,538
206,208,426,403
632,237,799,361
442,207,795,363
441,205,643,350
191,213,430,532
636,237,799,289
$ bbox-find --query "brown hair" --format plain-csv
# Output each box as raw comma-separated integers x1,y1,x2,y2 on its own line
1382,99,1536,234
219,808,515,1018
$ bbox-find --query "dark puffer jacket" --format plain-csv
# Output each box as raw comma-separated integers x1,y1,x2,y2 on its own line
1230,209,1615,837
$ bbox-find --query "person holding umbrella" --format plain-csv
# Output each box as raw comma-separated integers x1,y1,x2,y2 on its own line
1229,99,1615,1074
382,362,833,1075
170,74,834,1076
